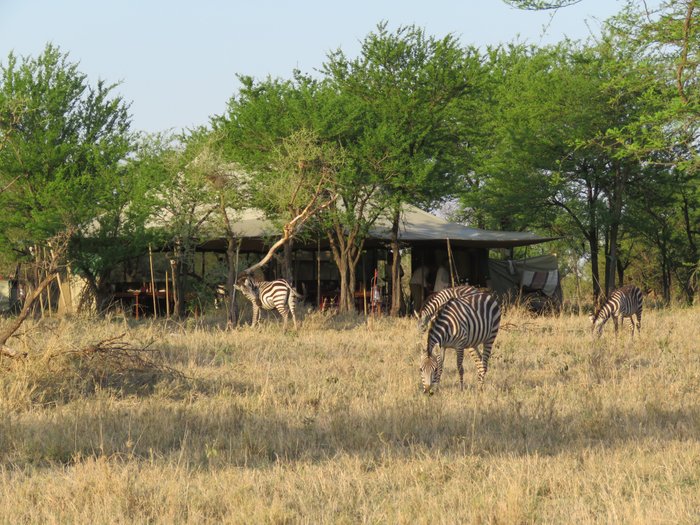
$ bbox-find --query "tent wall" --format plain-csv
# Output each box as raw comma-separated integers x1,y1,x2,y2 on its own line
488,255,563,307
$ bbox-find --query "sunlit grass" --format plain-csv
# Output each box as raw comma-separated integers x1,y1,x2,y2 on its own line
1,305,699,523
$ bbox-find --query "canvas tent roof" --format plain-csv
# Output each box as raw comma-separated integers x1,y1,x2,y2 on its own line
200,204,556,250
368,206,556,248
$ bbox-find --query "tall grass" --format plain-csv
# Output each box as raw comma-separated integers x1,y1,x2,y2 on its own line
1,306,699,523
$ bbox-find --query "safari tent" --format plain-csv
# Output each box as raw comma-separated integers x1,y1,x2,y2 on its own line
101,204,559,315
193,204,559,311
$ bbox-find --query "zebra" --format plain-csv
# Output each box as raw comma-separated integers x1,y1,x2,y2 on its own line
234,275,303,330
415,285,481,332
589,284,643,337
420,293,501,394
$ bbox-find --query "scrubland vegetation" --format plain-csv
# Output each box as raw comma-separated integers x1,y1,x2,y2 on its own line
1,305,699,523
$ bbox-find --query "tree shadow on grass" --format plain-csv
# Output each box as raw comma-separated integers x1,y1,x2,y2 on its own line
4,398,699,468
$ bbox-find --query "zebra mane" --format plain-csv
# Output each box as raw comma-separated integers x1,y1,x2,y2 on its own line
421,353,437,368
418,285,479,331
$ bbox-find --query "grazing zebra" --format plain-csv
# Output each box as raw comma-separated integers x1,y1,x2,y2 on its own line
420,293,501,394
234,275,303,330
590,284,643,337
415,285,481,332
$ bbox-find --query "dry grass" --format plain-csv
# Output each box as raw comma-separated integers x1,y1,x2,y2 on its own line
1,305,699,523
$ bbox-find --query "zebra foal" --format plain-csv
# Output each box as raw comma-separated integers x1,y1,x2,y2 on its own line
415,285,481,332
234,275,302,330
420,293,501,394
590,285,643,337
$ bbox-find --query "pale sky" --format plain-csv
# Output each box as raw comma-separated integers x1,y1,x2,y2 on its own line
1,0,636,134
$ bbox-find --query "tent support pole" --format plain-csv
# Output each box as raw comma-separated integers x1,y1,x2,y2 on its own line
316,238,321,309
446,238,456,287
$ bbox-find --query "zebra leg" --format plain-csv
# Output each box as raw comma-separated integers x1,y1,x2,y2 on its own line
468,348,482,385
251,305,260,328
612,315,619,334
434,346,446,388
279,307,289,331
289,294,298,330
636,310,642,335
478,341,494,385
456,349,465,390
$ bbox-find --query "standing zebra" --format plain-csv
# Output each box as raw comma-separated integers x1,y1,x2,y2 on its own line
420,293,501,394
590,284,643,337
415,285,481,332
234,275,302,330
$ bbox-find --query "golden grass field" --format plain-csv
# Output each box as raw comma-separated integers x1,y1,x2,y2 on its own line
1,304,699,524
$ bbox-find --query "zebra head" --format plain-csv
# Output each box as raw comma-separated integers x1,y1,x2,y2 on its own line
589,312,605,337
415,312,428,332
420,354,438,395
234,275,259,302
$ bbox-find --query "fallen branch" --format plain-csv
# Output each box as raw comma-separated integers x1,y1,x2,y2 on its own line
56,333,185,380
1,344,27,359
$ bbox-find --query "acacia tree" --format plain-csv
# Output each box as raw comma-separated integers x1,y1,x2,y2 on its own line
461,43,614,299
214,75,340,288
0,44,131,330
460,38,671,300
608,0,700,301
70,145,162,313
499,0,698,301
134,131,224,319
193,132,247,327
321,23,484,315
133,130,249,323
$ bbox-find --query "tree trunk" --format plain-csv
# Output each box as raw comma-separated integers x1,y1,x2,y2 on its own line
77,271,99,314
95,278,114,315
390,208,402,316
605,166,625,296
658,238,672,304
661,256,671,304
283,238,294,283
589,228,601,302
603,228,611,296
328,228,363,313
337,254,352,312
586,176,602,302
681,192,698,303
226,236,240,328
171,240,186,319
616,256,625,287
606,232,619,295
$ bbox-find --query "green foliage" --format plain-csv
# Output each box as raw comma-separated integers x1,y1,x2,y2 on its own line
2,18,693,308
136,131,221,249
502,0,583,9
465,2,697,300
322,22,485,210
214,73,341,230
0,44,132,262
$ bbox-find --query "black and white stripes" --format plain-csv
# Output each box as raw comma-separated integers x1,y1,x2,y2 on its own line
416,285,481,332
234,275,302,330
590,285,643,337
420,291,501,394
